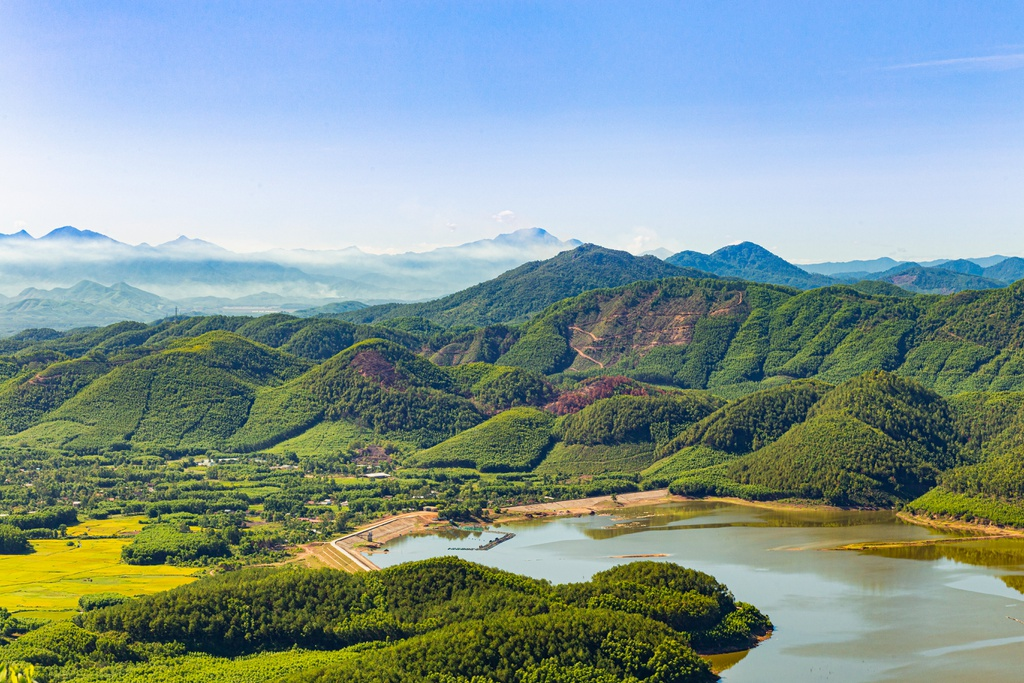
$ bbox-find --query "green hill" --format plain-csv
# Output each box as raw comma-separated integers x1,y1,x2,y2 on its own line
228,346,542,453
0,355,112,434
905,389,1024,526
657,380,831,457
0,321,554,453
984,256,1024,283
26,332,309,450
407,407,555,471
31,557,768,683
725,412,939,506
666,372,971,506
535,393,722,475
9,268,1024,521
340,244,703,327
906,450,1024,527
557,393,722,447
296,339,484,448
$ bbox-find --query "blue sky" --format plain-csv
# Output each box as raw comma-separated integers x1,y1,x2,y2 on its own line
1,1,1021,260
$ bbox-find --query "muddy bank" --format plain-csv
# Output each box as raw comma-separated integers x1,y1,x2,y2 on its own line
499,489,686,519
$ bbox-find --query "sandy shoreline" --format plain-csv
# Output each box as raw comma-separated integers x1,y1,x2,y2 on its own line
895,511,1024,538
500,490,847,521
305,495,1024,572
500,489,687,518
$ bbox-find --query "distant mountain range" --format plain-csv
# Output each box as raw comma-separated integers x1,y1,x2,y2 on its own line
0,280,371,337
0,226,581,334
0,225,581,302
801,254,1018,277
2,224,1024,337
663,243,1024,295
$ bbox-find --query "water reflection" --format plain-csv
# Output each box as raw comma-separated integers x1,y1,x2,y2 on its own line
704,648,749,673
584,502,901,540
854,537,1024,571
1000,574,1024,596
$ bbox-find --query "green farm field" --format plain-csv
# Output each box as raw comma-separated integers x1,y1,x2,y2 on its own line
0,516,198,620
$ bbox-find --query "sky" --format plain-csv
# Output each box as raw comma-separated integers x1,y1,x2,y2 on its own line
0,1,1022,261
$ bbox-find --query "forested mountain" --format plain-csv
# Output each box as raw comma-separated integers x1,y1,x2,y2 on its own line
1,266,1024,532
0,281,179,336
983,257,1024,283
803,254,1016,277
665,242,834,289
3,264,1024,683
341,244,703,327
802,256,907,276
496,276,1024,395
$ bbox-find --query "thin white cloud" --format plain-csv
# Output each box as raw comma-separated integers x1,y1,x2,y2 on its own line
492,209,516,224
885,53,1024,71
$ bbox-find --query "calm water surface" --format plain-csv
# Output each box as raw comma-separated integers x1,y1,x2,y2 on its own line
370,501,1024,683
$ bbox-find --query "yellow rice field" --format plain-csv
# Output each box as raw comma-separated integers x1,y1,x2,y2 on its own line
0,515,198,620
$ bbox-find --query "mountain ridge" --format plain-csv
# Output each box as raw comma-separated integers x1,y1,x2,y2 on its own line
337,244,707,327
666,242,835,290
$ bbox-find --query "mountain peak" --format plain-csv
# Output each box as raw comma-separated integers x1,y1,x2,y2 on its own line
712,241,782,263
492,227,559,246
463,227,581,250
667,242,833,289
0,229,33,241
157,235,227,250
163,235,216,246
40,226,120,243
642,247,674,259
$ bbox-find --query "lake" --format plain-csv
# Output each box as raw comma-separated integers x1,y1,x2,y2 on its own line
370,501,1024,682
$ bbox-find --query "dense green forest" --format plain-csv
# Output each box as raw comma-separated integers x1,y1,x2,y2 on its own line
0,557,769,682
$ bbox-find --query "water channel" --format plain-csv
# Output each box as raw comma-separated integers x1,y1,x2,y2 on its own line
369,501,1024,682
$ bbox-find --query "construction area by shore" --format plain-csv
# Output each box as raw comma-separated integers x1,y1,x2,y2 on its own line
301,490,693,572
501,489,686,518
305,511,440,571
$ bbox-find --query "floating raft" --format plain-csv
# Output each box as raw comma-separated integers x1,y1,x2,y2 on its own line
449,532,515,551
